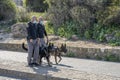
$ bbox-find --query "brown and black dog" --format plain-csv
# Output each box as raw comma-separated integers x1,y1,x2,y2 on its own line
48,43,67,64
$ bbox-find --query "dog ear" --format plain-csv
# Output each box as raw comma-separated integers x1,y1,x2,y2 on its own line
49,42,53,45
48,43,51,46
52,43,54,46
61,44,64,47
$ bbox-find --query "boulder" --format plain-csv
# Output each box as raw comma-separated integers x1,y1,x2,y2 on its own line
70,35,79,41
11,23,28,38
104,33,115,42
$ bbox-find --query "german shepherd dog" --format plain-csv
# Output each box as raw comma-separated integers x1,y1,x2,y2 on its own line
48,43,67,64
22,43,52,67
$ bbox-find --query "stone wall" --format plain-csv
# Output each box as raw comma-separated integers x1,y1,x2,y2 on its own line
67,46,120,61
0,43,25,52
0,42,120,62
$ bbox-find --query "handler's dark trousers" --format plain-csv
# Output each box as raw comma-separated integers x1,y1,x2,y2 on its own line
27,39,39,64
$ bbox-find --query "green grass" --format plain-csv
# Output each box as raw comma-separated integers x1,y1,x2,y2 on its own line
66,52,76,57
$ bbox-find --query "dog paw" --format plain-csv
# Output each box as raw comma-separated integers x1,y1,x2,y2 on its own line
48,64,52,67
50,62,53,64
56,63,58,65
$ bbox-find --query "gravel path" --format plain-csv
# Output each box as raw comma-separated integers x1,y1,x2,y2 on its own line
0,33,120,49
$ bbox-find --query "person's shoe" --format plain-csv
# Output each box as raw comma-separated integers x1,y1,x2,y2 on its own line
34,63,39,66
28,63,33,67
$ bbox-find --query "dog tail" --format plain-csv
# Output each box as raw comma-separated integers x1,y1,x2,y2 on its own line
22,43,28,51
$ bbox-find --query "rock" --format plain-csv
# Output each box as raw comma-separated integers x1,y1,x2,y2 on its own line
0,37,3,40
11,23,28,38
104,33,115,42
70,35,79,41
0,30,5,33
48,35,61,41
0,34,4,40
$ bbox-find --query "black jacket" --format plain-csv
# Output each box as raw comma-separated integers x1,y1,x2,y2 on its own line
37,23,47,38
27,22,39,40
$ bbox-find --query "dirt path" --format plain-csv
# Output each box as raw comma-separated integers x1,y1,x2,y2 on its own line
0,33,120,49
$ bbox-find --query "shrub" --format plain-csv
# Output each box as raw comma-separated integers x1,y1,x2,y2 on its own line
46,0,96,38
45,21,54,35
66,52,76,57
23,0,26,8
95,55,102,60
0,0,17,21
104,54,120,62
109,30,120,46
0,14,4,21
16,8,30,22
25,0,48,12
70,6,93,35
57,21,77,39
46,0,120,46
57,27,66,37
115,30,120,41
84,30,91,39
46,0,70,27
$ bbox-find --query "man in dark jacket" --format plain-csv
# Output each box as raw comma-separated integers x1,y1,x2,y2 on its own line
37,16,48,47
27,16,39,66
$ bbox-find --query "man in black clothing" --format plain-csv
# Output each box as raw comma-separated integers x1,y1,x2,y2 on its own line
37,16,48,47
27,16,39,66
